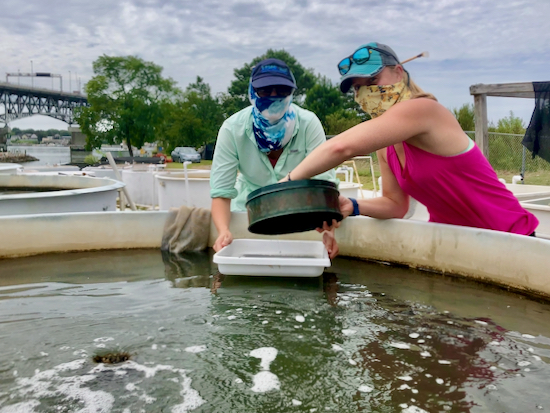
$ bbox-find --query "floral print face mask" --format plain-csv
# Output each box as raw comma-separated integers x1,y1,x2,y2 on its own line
354,80,412,118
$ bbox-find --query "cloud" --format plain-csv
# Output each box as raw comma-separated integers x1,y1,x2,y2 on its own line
1,0,549,126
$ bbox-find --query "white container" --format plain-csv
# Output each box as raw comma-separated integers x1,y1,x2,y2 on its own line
213,239,330,277
156,172,211,210
521,196,550,239
339,182,362,198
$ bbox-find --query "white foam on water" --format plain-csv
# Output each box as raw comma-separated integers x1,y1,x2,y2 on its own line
294,325,301,329
332,344,344,352
436,378,444,384
185,345,207,353
275,310,282,314
298,335,303,339
296,315,305,323
518,361,531,367
227,315,237,320
398,376,413,381
390,342,411,350
348,359,357,366
249,347,280,393
399,384,411,390
96,344,106,348
93,337,115,343
0,400,41,412
425,374,432,378
489,341,500,346
358,385,373,393
126,383,137,391
250,371,280,393
409,333,419,339
522,334,536,339
235,378,243,384
250,347,278,371
438,360,451,365
342,329,356,336
475,320,488,325
262,320,269,325
417,339,425,344
402,406,429,413
152,344,158,350
533,355,542,361
236,308,243,312
292,399,302,406
420,352,431,357
40,352,48,357
411,389,418,394
487,384,497,390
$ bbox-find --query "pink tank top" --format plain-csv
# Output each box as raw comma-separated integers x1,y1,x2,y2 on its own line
386,142,539,235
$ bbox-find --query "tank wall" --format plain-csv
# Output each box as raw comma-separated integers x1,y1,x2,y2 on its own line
157,176,211,210
1,211,550,300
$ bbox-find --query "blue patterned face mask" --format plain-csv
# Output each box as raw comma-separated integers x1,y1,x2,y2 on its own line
249,83,296,153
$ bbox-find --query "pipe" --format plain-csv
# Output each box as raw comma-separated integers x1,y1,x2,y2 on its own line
106,152,137,211
183,161,192,207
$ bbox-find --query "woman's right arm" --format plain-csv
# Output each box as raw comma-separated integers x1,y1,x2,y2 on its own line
212,197,233,251
210,123,240,251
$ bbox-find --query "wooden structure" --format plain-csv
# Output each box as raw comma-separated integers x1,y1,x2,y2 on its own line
469,82,535,158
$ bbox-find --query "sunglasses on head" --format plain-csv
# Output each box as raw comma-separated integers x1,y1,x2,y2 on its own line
254,85,294,98
337,46,396,76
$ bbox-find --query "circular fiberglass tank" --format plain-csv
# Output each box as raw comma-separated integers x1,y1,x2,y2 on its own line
246,179,342,235
0,174,125,216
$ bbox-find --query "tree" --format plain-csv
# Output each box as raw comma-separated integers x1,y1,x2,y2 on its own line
221,49,317,116
452,103,475,131
325,110,364,135
159,77,224,151
491,111,525,134
303,75,367,133
75,55,178,157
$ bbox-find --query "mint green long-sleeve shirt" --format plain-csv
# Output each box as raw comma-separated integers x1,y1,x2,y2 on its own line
210,104,338,212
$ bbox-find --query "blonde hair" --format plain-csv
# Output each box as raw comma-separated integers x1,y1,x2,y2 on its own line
388,66,437,101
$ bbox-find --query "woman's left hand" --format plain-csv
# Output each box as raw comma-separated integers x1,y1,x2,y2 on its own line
322,227,339,260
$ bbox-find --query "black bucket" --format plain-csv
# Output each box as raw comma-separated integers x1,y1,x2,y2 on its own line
245,179,342,235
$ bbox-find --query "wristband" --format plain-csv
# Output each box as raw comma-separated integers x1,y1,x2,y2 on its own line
287,171,292,181
348,197,360,216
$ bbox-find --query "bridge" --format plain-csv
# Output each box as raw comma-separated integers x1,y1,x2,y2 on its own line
0,81,88,126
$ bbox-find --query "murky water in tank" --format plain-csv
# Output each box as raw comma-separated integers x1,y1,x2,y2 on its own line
0,250,549,413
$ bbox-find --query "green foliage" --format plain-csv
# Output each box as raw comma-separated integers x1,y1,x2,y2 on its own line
303,75,366,134
452,103,475,131
221,49,317,116
84,154,101,165
325,110,364,135
75,55,178,156
490,111,526,134
158,77,224,151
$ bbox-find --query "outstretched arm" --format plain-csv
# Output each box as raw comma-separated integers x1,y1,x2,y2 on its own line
283,99,433,182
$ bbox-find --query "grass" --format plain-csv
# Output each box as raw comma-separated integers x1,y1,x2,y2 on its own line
166,159,212,170
163,157,549,189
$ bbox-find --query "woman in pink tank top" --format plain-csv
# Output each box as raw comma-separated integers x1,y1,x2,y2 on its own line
280,42,538,248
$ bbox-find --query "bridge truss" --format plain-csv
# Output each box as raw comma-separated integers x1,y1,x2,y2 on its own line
0,82,88,126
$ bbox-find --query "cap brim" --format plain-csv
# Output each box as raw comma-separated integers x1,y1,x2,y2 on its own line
339,64,384,93
251,76,296,89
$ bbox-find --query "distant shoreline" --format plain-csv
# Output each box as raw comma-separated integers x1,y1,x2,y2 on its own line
0,153,39,163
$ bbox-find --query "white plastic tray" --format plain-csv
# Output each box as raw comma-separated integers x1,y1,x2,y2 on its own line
213,239,330,277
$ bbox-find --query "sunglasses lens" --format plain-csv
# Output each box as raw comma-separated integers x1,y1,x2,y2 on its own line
352,47,371,65
255,86,293,98
338,58,351,75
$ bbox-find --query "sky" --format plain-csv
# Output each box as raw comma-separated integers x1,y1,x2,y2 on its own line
1,0,549,131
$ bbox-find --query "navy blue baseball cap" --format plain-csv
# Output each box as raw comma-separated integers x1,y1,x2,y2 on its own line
251,58,297,89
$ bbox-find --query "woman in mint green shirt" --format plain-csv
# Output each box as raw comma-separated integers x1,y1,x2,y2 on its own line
210,58,337,253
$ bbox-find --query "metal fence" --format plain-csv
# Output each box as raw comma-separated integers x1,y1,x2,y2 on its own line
465,131,550,178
